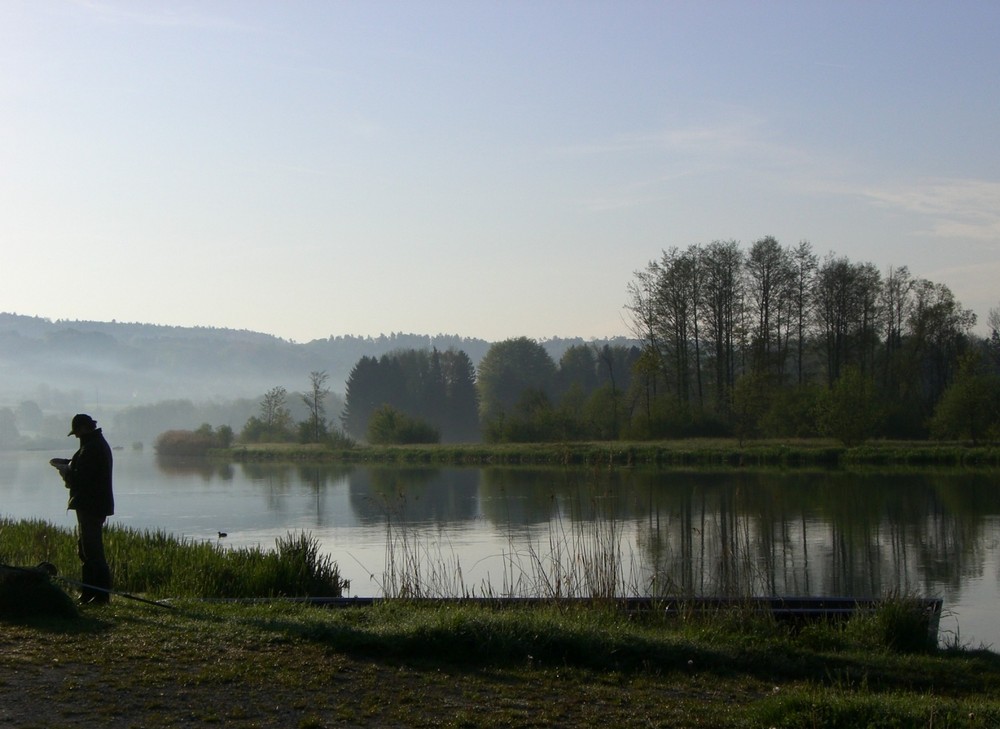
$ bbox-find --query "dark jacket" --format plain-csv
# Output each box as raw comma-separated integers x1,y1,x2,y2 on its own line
65,428,114,516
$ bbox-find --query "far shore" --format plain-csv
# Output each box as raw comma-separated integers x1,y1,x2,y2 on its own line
209,438,1000,468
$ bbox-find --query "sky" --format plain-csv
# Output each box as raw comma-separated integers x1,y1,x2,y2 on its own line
1,1,998,343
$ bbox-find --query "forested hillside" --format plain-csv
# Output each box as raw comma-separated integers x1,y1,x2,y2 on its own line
0,313,493,407
0,313,632,446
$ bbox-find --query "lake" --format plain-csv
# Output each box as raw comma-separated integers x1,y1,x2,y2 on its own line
2,449,999,649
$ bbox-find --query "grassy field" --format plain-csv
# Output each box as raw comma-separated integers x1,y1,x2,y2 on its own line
3,597,1000,728
219,438,1000,468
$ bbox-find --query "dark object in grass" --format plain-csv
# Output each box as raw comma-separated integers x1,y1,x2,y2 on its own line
0,563,78,619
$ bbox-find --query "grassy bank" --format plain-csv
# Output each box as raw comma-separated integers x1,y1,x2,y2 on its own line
218,439,1000,468
0,517,347,599
3,595,1000,727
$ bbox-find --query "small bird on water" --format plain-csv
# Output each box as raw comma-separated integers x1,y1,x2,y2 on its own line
217,531,227,538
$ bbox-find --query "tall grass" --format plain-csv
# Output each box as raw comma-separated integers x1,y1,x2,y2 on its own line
381,500,468,598
374,485,646,600
0,518,346,599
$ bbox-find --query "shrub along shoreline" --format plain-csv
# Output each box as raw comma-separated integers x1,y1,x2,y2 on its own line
213,439,1000,468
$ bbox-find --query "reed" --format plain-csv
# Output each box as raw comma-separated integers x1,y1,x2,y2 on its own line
374,482,648,600
0,518,346,599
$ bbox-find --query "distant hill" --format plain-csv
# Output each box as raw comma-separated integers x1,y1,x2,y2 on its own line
0,313,635,409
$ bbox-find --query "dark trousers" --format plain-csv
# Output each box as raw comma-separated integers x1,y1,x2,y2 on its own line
76,510,112,602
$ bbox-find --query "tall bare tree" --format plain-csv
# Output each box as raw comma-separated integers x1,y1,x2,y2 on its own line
302,371,330,443
700,240,743,411
790,241,817,385
745,236,793,379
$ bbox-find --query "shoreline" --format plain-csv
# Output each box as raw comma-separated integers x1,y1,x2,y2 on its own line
209,439,1000,468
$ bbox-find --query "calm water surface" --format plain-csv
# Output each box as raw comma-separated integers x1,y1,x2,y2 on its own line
2,449,998,649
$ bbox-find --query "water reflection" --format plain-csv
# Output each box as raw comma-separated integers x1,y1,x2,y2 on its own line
347,467,480,524
156,455,235,481
0,449,992,642
142,456,999,607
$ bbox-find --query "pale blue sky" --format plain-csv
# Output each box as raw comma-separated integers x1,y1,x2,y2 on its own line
2,1,998,342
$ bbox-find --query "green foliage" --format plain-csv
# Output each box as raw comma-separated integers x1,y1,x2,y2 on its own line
580,384,623,440
241,386,295,443
930,351,1000,444
844,596,940,653
624,239,984,444
0,518,346,598
297,418,329,444
343,349,479,443
730,371,769,445
817,366,882,446
477,337,557,427
758,384,822,438
367,405,440,445
484,388,574,443
325,427,357,449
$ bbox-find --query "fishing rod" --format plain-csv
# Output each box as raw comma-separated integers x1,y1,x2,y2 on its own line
53,575,175,610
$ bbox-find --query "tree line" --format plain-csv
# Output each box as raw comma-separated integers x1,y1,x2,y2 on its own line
157,236,1000,451
332,237,999,446
625,237,999,442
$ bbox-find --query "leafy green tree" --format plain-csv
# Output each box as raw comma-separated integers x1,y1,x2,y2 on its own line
730,371,770,445
367,404,440,445
261,386,291,433
556,345,600,398
487,388,569,443
239,416,265,443
904,279,977,418
241,386,293,443
758,384,822,438
477,338,557,427
215,424,234,448
582,384,622,440
929,351,1000,444
816,366,881,446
